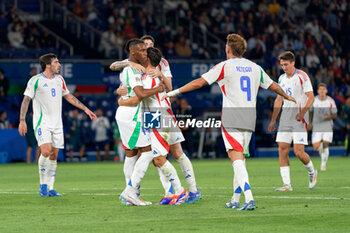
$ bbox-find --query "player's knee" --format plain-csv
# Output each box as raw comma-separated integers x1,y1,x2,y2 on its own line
41,149,50,157
294,149,303,158
153,156,165,167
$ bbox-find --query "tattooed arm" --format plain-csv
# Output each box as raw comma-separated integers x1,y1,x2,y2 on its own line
64,94,97,120
18,96,31,136
110,61,145,73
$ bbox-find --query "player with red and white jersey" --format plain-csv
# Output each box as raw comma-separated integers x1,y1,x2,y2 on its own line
118,45,189,206
18,53,97,198
163,34,294,210
309,83,337,171
268,51,318,192
112,36,201,204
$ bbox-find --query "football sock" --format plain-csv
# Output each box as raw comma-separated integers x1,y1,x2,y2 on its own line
233,160,253,203
38,154,48,185
128,151,153,190
123,156,137,185
118,141,125,162
157,167,172,196
304,160,315,175
232,159,245,203
280,166,291,186
159,161,183,195
321,147,329,167
176,153,197,193
47,159,57,190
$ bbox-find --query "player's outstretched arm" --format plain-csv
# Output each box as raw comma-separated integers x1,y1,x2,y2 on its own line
268,82,296,103
18,96,31,136
64,93,97,121
268,95,283,132
161,77,208,100
110,61,145,73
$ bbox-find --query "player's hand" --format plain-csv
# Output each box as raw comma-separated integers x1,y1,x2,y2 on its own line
161,93,169,101
296,112,305,121
114,85,128,96
324,113,331,120
18,121,27,136
148,69,162,79
286,95,296,103
129,62,145,74
268,121,276,132
85,109,97,121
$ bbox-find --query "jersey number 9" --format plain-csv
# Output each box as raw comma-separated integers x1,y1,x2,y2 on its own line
240,76,251,101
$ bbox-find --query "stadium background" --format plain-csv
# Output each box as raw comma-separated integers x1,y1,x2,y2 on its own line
1,0,350,163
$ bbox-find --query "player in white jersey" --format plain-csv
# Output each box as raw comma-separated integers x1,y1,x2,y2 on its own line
18,53,97,197
163,34,295,210
309,83,337,171
112,36,201,204
268,51,318,192
117,41,189,205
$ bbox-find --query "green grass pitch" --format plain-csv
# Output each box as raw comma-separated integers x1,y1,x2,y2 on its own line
1,157,350,233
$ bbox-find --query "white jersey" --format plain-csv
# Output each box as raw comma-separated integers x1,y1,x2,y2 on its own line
278,69,313,126
116,66,143,122
157,58,172,78
312,95,337,132
141,74,170,109
202,57,273,131
24,73,69,132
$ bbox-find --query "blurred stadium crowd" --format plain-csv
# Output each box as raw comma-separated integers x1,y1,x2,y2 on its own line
1,0,350,160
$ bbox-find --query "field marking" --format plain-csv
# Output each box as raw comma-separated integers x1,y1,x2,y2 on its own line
1,191,349,201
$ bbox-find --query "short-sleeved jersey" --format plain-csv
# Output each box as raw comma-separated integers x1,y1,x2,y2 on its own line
278,69,313,125
24,73,69,132
141,74,171,109
117,66,143,122
312,95,337,132
156,58,172,78
202,57,273,131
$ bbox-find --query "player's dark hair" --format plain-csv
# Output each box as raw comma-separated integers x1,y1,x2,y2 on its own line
124,39,144,53
147,47,162,67
39,53,57,71
141,35,155,44
226,34,247,57
278,51,295,62
318,83,327,88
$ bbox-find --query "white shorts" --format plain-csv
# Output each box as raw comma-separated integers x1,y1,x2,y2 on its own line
35,126,64,148
276,121,308,145
221,127,252,156
150,128,184,157
116,119,150,150
312,132,333,144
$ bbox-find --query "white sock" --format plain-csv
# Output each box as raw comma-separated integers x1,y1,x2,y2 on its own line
280,166,291,186
232,160,253,203
159,160,183,195
47,159,57,190
321,147,329,166
118,142,125,162
157,167,172,196
304,160,315,175
232,173,241,203
123,156,137,185
128,151,153,189
176,154,197,193
38,155,49,185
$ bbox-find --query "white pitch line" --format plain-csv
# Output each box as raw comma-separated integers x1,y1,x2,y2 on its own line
1,191,349,201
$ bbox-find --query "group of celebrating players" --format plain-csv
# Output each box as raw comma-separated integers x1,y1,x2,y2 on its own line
17,32,337,211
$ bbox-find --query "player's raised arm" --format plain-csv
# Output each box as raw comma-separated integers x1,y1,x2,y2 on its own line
161,77,208,100
63,93,97,120
148,68,173,91
18,96,32,136
110,61,145,73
